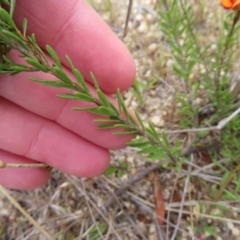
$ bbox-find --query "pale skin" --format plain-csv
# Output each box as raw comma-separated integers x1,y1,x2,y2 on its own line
0,0,136,190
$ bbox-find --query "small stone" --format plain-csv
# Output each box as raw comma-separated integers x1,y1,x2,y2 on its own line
200,68,206,74
207,219,212,224
211,58,216,63
220,70,225,76
135,13,143,21
166,59,174,67
137,221,147,233
150,90,156,96
149,223,155,234
96,198,103,207
226,221,234,230
59,182,69,188
146,13,153,21
149,234,157,240
131,168,137,175
148,43,157,53
121,174,128,181
138,22,148,33
193,98,202,107
179,39,184,46
145,69,151,77
162,111,167,116
124,201,130,208
210,208,221,216
145,0,151,5
151,116,161,125
163,189,170,199
232,227,240,236
189,73,195,80
176,102,182,107
211,43,217,50
127,156,134,163
0,208,9,217
158,119,165,127
131,100,138,108
139,190,147,198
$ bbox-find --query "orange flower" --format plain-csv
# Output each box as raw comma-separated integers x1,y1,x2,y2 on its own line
221,0,240,10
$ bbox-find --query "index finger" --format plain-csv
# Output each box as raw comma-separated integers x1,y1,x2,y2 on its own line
13,0,136,93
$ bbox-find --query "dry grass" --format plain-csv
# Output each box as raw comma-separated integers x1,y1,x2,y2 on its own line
1,0,240,239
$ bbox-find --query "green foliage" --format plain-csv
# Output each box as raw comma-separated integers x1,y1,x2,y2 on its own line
159,0,202,128
0,1,179,172
202,226,218,238
1,0,240,200
84,223,107,240
158,0,240,225
0,8,17,29
131,78,158,105
105,161,129,178
2,0,240,238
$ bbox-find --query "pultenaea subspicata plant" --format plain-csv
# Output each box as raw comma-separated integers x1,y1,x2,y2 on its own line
1,0,240,239
0,0,240,194
159,0,240,188
0,0,178,175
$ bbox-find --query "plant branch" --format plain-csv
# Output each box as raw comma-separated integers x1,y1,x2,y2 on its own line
0,5,178,167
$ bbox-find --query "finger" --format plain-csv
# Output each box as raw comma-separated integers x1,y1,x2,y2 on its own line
13,0,136,93
0,51,134,150
0,149,50,190
0,97,110,177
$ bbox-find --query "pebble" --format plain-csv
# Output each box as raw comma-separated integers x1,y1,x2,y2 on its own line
138,22,148,33
127,156,134,163
232,227,240,236
139,190,148,198
193,98,202,107
121,174,128,181
149,223,155,234
97,198,104,207
59,182,70,188
151,115,161,125
166,59,174,67
210,208,221,216
0,208,9,217
163,189,170,199
135,13,143,21
150,90,156,96
211,43,217,50
131,100,138,108
220,70,225,76
179,39,184,46
211,58,216,63
146,13,154,21
159,119,165,127
200,67,206,74
137,221,147,234
192,204,200,216
145,69,152,78
124,201,131,208
148,43,157,53
226,221,234,230
149,234,158,240
176,102,182,107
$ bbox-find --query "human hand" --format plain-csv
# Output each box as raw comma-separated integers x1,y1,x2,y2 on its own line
0,0,136,190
